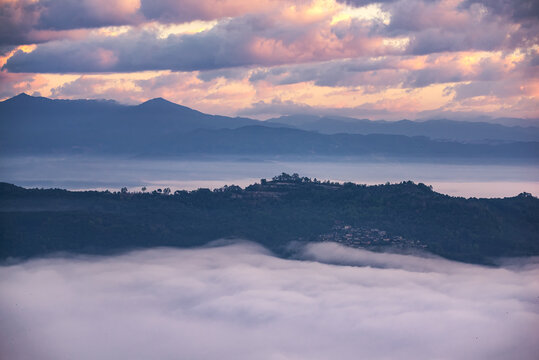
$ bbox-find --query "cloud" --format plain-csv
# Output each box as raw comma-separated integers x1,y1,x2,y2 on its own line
1,241,538,360
0,0,137,45
406,26,515,55
3,0,536,74
239,98,318,117
0,0,39,45
340,0,538,55
337,0,400,6
0,70,43,98
449,81,523,101
248,58,404,88
385,0,535,55
440,51,539,108
49,75,146,104
460,0,539,21
239,98,394,118
43,71,254,116
2,8,395,73
139,0,284,23
301,241,480,272
36,0,142,30
246,54,512,89
0,0,294,46
1,0,536,119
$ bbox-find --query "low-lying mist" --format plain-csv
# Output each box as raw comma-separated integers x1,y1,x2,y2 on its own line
2,155,537,197
1,241,538,360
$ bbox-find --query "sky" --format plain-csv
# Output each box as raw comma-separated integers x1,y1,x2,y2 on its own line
1,241,538,360
0,0,538,120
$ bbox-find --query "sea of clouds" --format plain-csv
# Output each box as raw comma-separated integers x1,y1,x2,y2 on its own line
1,241,538,360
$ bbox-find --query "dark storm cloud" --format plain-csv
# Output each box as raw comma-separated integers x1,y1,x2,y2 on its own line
1,241,538,360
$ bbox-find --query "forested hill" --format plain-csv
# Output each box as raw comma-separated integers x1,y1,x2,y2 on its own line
1,175,538,264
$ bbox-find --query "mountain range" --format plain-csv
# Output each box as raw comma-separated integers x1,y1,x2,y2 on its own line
1,93,538,161
267,115,539,142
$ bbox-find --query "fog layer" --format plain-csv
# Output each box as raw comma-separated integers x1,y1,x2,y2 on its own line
1,241,538,360
1,155,538,197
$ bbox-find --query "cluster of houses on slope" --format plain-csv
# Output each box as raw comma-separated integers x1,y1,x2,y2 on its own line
319,223,427,250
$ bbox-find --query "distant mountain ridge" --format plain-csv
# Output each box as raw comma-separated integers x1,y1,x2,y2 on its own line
1,94,538,161
143,125,539,161
267,114,539,143
0,93,265,154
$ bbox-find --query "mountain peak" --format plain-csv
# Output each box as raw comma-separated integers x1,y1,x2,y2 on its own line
2,92,51,105
139,97,178,107
137,97,205,116
9,93,34,102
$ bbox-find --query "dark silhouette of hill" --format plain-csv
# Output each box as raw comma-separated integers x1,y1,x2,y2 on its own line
0,93,262,153
1,94,537,161
266,114,539,143
1,176,538,264
144,125,538,161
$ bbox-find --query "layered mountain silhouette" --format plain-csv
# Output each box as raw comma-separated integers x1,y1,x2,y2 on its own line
266,115,539,142
0,93,262,154
1,93,538,161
